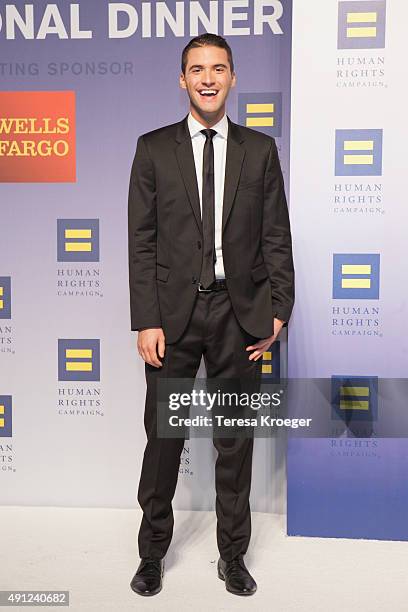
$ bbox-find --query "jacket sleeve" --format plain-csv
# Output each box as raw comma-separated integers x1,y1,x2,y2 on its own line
261,139,295,324
128,135,162,331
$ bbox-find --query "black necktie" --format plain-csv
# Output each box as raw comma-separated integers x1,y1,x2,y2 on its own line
200,128,217,289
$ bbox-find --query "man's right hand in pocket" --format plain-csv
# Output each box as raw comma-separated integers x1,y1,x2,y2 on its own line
137,328,165,367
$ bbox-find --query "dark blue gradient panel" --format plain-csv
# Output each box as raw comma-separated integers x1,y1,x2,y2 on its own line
287,438,408,540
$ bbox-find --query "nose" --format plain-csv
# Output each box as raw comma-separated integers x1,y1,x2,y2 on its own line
201,69,215,86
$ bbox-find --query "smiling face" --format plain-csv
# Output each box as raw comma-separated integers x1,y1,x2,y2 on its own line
179,45,236,127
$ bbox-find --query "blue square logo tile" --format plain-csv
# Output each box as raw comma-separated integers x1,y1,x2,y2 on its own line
58,339,100,381
338,1,386,49
57,219,99,262
0,396,12,437
238,92,282,137
0,277,11,319
333,254,380,299
331,375,378,421
335,129,382,176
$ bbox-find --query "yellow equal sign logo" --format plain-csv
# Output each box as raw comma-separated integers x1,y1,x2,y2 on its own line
341,264,371,289
0,285,3,310
339,385,370,410
64,228,92,252
262,350,273,375
343,139,374,166
65,348,93,372
246,103,274,128
346,11,377,39
0,403,4,428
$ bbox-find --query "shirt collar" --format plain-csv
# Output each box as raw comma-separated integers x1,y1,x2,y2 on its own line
187,112,228,140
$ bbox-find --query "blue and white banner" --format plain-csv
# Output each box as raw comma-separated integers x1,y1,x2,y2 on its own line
288,0,408,540
0,0,292,512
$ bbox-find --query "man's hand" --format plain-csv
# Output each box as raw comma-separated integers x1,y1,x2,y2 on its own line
246,318,285,361
137,328,165,367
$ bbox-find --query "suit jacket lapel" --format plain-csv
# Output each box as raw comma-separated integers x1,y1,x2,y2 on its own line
222,117,245,233
175,116,202,234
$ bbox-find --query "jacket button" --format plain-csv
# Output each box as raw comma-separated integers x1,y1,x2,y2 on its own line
197,241,202,250
192,276,197,284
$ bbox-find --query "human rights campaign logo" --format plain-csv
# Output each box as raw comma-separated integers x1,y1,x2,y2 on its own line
331,376,378,421
57,219,99,262
58,339,100,381
261,341,280,380
0,396,12,437
238,93,282,138
333,254,380,299
0,277,11,319
338,1,386,49
335,129,382,176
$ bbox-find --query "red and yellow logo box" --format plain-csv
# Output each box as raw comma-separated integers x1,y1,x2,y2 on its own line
0,91,76,183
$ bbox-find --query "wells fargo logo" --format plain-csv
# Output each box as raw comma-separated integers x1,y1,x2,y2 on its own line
0,90,75,182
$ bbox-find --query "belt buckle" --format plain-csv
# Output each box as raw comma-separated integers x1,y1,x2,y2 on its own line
198,283,212,292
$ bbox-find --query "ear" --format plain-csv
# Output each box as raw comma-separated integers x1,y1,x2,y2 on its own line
231,71,237,88
179,72,187,90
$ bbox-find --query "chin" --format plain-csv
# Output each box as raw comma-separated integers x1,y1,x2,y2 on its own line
198,102,223,114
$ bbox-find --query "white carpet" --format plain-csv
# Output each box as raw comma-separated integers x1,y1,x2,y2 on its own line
1,507,407,612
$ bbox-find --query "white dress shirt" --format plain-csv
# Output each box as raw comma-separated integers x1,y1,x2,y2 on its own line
187,112,228,280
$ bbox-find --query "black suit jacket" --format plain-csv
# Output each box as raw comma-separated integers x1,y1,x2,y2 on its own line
128,115,294,344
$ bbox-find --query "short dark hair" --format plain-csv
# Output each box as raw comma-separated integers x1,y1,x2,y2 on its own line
181,33,234,74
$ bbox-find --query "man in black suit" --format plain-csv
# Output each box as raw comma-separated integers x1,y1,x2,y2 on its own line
128,33,294,597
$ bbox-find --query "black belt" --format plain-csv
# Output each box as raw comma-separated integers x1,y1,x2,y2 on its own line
197,279,227,292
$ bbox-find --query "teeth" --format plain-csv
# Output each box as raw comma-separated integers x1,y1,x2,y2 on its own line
200,90,217,95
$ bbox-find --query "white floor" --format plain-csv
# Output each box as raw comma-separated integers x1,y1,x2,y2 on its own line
1,507,407,612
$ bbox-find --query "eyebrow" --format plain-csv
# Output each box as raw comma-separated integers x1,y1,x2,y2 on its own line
188,63,228,71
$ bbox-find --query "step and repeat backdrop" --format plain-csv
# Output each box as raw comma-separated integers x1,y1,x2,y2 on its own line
0,1,292,513
2,0,405,542
288,0,408,539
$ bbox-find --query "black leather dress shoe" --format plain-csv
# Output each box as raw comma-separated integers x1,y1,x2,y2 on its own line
218,555,257,596
130,557,164,596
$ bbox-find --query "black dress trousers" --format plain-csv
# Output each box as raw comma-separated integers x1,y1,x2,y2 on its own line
137,288,262,561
